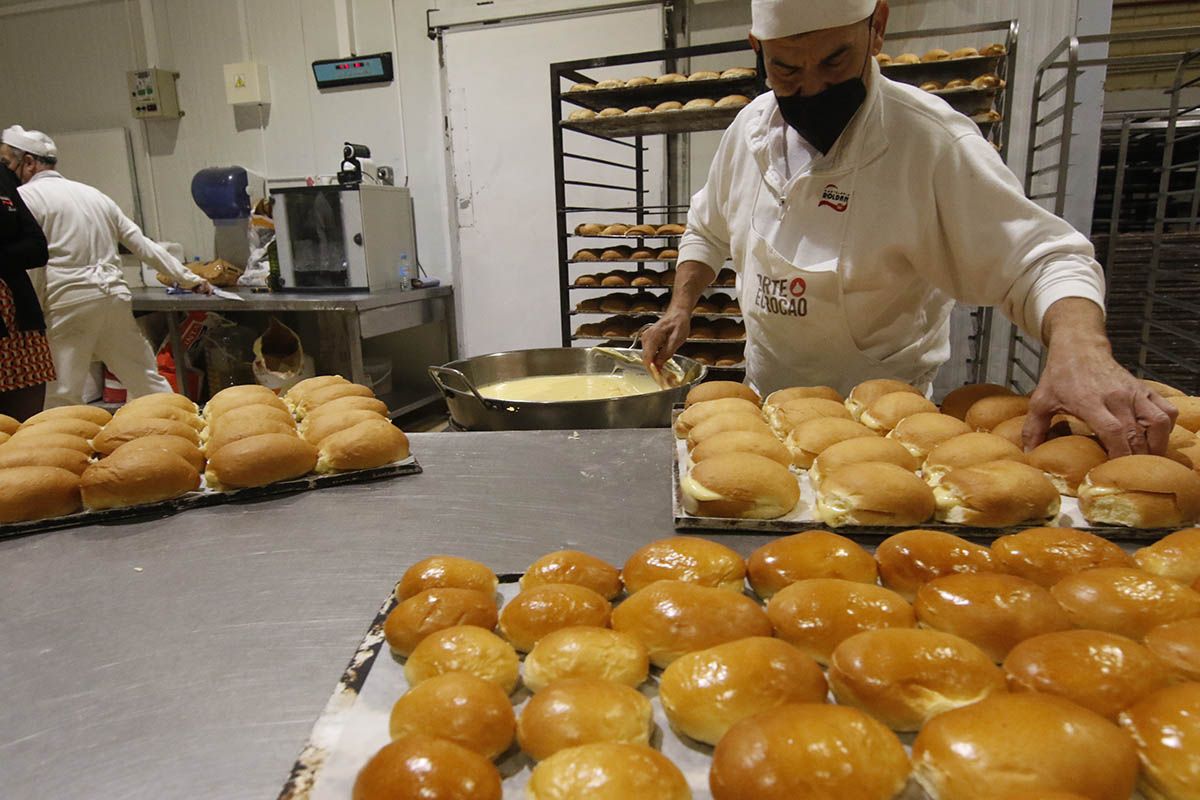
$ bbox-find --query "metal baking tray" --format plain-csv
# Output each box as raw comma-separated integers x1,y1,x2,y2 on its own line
880,54,1004,86
561,75,758,113
562,106,743,137
0,457,422,542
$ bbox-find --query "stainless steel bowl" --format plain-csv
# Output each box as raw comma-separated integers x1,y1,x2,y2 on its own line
428,347,706,431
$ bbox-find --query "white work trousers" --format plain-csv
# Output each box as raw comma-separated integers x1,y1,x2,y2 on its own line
43,294,171,407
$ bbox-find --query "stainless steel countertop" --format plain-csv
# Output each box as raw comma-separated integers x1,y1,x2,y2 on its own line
129,285,453,313
0,429,779,800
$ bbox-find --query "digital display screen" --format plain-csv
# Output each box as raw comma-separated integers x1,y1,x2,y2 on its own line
312,52,393,89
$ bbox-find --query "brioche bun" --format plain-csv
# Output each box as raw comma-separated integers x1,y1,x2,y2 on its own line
80,447,199,510
991,527,1134,587
294,382,374,420
0,466,82,522
352,735,501,800
522,626,648,692
1135,527,1200,584
1078,455,1200,527
785,417,877,469
388,672,515,759
1143,617,1200,681
965,395,1031,432
9,417,100,441
24,403,113,427
0,445,89,475
1168,396,1200,432
92,416,199,456
681,452,800,519
622,536,745,593
398,556,498,600
521,550,621,599
861,391,938,433
120,392,198,414
299,408,383,445
284,374,349,404
888,412,972,459
685,381,760,407
0,413,18,435
204,432,316,489
809,435,919,486
673,397,759,438
383,588,498,657
767,578,914,665
763,385,843,411
817,461,936,527
686,411,771,450
766,397,852,438
498,583,611,652
205,384,283,419
922,432,1026,486
691,429,791,467
875,529,997,601
845,379,921,420
315,418,409,473
747,530,877,599
517,678,652,761
110,403,202,430
1027,435,1107,496
1050,567,1200,640
0,431,91,455
404,625,520,694
1118,683,1200,800
526,743,689,800
933,460,1061,527
941,384,1016,420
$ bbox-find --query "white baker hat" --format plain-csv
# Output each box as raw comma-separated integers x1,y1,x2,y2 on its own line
751,0,877,40
1,125,57,159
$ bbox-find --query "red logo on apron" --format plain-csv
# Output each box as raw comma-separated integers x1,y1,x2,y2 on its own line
789,277,806,297
817,184,850,213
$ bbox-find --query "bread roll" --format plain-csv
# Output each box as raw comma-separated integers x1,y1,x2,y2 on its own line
1118,683,1200,800
686,411,771,450
766,397,852,438
993,794,1094,800
784,417,877,469
517,678,652,760
80,447,199,510
284,374,349,405
845,379,920,420
205,417,297,457
747,530,876,598
398,556,498,600
991,527,1133,587
673,397,759,437
916,573,1071,662
767,578,914,665
893,53,921,64
861,391,938,434
1004,629,1170,719
876,53,893,65
120,392,198,414
611,579,771,667
0,446,89,476
922,431,1026,485
691,430,791,467
205,383,280,418
104,435,203,474
681,452,800,519
204,433,317,489
990,414,1027,447
830,627,1005,731
965,395,1032,432
1168,395,1200,432
1144,617,1200,681
923,48,952,61
656,222,686,235
294,382,374,420
112,403,202,430
1135,527,1200,584
810,437,920,490
498,583,611,652
352,735,501,800
934,460,1061,527
0,432,9,446
715,94,750,108
0,466,82,522
204,403,295,439
315,418,409,473
597,107,624,117
523,626,648,692
683,97,716,110
710,704,910,800
622,536,746,593
685,380,759,407
24,404,113,427
404,625,520,694
0,413,18,435
764,387,844,414
1143,378,1186,398
1079,454,1200,527
653,100,683,112
912,693,1138,800
688,70,720,81
384,588,498,657
817,461,936,527
526,743,689,800
10,417,101,441
93,417,200,456
660,636,826,745
388,672,514,759
887,412,972,459
1027,435,1107,496
0,431,91,455
1051,566,1200,640
953,46,981,59
875,529,997,601
521,550,621,599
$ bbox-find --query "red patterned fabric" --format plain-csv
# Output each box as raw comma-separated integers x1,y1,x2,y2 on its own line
0,279,55,391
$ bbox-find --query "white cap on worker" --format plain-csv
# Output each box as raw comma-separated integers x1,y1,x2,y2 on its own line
1,125,57,159
751,0,876,39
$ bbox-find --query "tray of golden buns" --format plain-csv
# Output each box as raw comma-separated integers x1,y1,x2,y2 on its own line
672,378,1200,538
877,43,1008,129
572,221,687,238
281,537,1199,798
575,291,741,316
573,266,737,288
0,375,417,539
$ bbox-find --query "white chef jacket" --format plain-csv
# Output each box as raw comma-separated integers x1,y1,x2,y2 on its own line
679,60,1105,392
17,170,200,311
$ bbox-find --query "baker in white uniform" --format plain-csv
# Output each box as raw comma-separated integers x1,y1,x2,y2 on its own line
642,0,1176,457
0,126,211,408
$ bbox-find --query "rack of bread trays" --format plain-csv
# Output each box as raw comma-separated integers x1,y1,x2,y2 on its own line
0,376,417,540
551,20,1019,386
281,530,1200,798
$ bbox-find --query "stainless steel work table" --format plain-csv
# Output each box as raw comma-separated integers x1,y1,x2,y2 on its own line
0,429,781,799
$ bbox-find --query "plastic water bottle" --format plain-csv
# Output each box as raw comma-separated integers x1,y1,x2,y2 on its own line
397,252,412,290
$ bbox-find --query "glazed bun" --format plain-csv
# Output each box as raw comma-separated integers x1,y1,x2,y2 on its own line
766,397,852,439
1135,527,1200,584
622,536,745,593
681,452,800,519
80,447,200,510
522,626,649,692
875,529,996,601
915,573,1071,662
763,385,843,412
611,579,771,667
92,416,200,456
685,380,760,407
315,418,409,473
498,583,611,652
710,703,910,800
1004,629,1170,719
965,395,1031,431
24,404,112,426
673,397,759,438
816,461,935,527
404,625,520,694
0,466,82,522
933,460,1061,527
398,556,498,599
829,627,1005,731
204,432,317,489
922,432,1026,486
686,411,771,450
352,735,501,800
766,578,914,665
383,588,498,657
521,550,621,599
526,743,690,800
887,412,972,459
912,693,1139,800
691,429,791,467
1118,683,1200,800
1027,435,1107,496
0,445,89,475
9,417,101,441
1079,454,1200,527
845,378,921,420
517,678,652,760
659,636,826,745
747,530,877,599
861,391,938,434
809,435,919,486
991,527,1134,587
388,672,515,759
1050,567,1200,639
1143,617,1200,682
785,417,877,469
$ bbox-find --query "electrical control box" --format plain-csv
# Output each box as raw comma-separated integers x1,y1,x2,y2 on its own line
223,61,271,106
127,68,183,119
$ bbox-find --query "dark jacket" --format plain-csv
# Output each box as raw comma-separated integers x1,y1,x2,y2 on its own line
0,164,49,336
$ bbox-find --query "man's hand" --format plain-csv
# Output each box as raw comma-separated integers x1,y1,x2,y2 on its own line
642,309,692,370
190,280,214,295
1023,298,1176,456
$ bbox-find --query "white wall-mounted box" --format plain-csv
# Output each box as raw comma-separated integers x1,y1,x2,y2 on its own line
223,61,270,106
127,68,182,119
